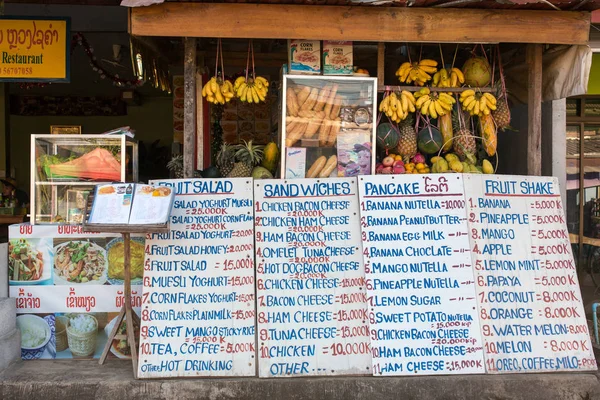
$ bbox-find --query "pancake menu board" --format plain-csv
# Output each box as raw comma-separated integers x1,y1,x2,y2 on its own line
357,175,485,376
137,178,256,378
463,175,596,373
254,178,371,377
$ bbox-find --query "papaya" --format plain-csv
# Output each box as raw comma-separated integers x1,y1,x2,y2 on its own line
417,126,443,155
261,142,280,174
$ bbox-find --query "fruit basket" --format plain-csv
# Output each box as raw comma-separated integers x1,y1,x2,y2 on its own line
280,75,377,179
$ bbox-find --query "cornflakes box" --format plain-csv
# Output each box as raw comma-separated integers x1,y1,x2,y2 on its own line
288,40,321,75
323,41,353,75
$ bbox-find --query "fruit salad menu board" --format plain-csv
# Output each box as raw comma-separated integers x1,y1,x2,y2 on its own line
463,175,596,373
137,178,256,378
254,178,371,377
357,175,485,376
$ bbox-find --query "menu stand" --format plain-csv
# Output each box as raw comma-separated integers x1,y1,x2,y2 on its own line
83,194,169,378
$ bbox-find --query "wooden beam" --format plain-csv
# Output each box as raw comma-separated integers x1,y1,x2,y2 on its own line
131,3,590,45
527,44,543,176
183,37,197,179
377,43,385,85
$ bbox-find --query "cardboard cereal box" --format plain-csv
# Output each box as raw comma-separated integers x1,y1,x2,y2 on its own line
288,40,321,75
323,41,353,75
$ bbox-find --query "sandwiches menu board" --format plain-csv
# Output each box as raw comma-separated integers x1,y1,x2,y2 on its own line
88,183,174,225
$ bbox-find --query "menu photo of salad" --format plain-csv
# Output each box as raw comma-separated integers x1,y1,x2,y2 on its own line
9,238,53,286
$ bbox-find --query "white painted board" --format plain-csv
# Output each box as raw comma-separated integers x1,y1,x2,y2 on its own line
255,178,371,377
464,174,596,373
137,178,256,378
357,174,485,376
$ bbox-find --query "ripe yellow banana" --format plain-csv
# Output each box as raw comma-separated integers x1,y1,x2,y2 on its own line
451,68,465,84
402,90,416,102
416,94,430,108
429,101,438,119
421,99,432,115
460,89,475,100
434,100,446,116
419,59,438,68
483,92,497,106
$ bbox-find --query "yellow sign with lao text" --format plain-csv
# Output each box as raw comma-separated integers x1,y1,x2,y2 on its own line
0,18,70,81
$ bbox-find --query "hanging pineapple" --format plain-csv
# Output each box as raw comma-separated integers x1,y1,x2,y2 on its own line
396,114,417,162
453,108,477,163
227,140,265,178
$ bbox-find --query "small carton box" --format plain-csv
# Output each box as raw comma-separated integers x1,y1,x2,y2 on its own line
285,147,307,178
323,41,353,75
288,40,321,75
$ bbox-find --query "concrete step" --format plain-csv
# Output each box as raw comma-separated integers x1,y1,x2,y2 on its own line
1,360,600,400
0,298,16,338
0,328,20,373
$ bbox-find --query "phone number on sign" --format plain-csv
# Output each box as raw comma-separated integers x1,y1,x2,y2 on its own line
2,67,33,75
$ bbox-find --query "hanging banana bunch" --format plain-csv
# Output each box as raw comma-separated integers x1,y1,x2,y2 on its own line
459,89,497,117
201,39,234,105
234,40,269,104
414,88,455,119
432,68,464,88
395,59,438,86
379,90,416,123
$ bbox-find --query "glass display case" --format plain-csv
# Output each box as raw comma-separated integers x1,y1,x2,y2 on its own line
280,75,377,179
31,134,138,225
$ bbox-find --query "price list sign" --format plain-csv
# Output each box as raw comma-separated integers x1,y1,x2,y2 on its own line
254,178,371,377
358,175,485,376
464,175,596,373
137,178,256,378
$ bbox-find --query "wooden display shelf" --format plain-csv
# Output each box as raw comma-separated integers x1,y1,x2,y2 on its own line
378,85,495,93
82,194,168,379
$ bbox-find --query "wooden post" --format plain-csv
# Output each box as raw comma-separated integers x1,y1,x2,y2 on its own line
196,70,204,170
377,43,385,85
527,44,543,176
183,37,197,178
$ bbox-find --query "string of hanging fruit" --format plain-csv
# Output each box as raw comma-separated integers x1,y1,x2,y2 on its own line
376,44,510,176
202,39,270,105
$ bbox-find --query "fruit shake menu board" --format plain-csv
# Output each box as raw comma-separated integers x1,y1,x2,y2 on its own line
357,175,485,376
137,178,256,378
254,178,371,377
88,184,134,224
463,175,596,373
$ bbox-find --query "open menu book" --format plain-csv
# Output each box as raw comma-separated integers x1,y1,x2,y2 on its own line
88,183,174,225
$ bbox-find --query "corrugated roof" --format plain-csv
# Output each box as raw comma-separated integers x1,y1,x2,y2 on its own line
121,0,600,11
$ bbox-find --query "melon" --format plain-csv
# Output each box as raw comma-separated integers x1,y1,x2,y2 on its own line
252,166,273,179
462,56,491,87
376,123,399,151
417,126,443,155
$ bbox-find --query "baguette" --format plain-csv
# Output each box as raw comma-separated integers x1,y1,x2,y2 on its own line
298,110,316,119
313,85,331,112
326,118,341,147
296,86,311,107
307,156,327,178
329,96,342,119
318,155,337,178
323,84,339,117
318,119,332,146
285,120,308,147
286,88,299,117
300,88,319,112
304,116,324,138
